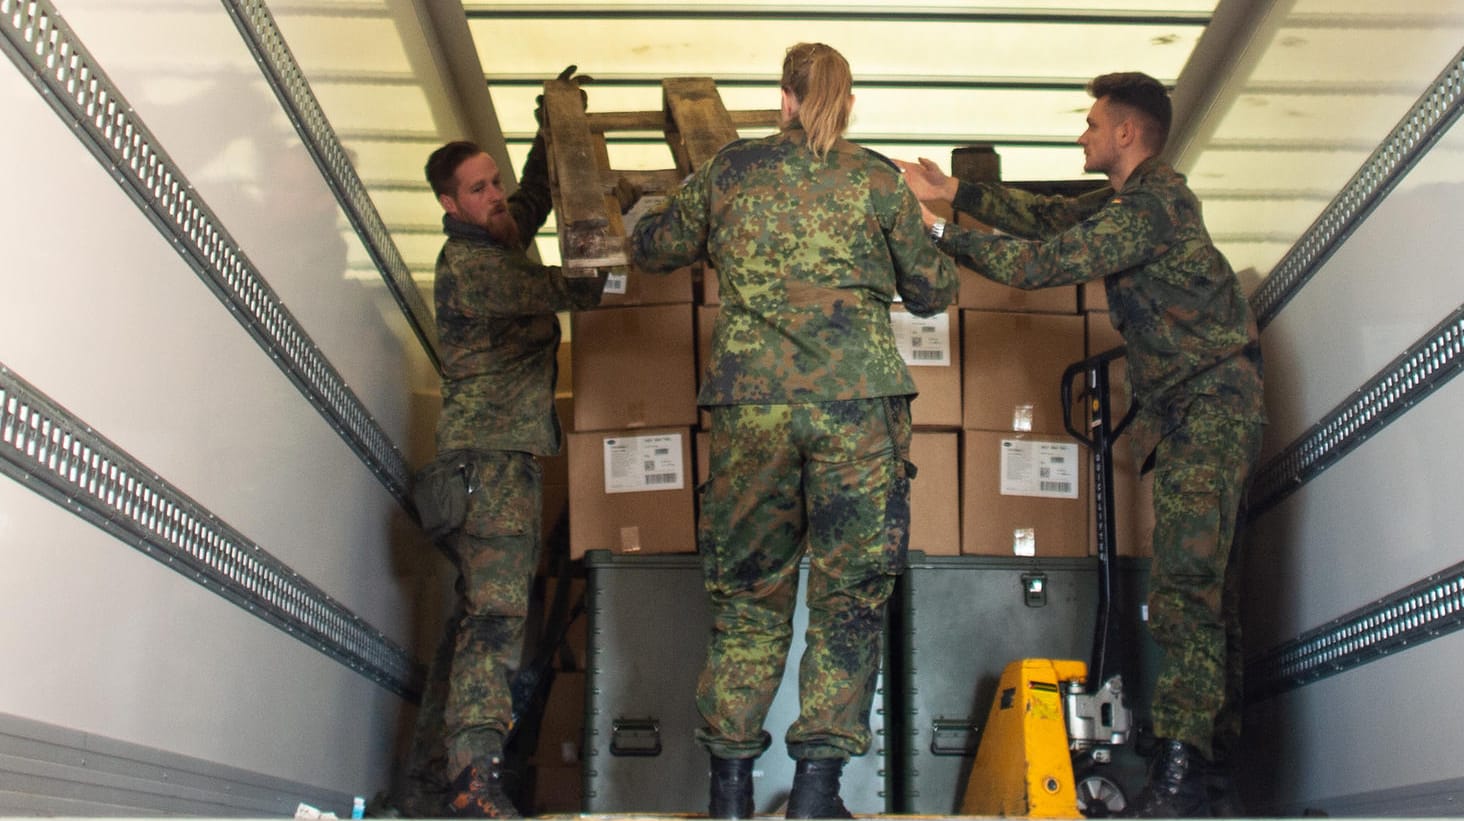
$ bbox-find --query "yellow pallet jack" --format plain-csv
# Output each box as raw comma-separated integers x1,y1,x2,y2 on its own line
960,346,1139,818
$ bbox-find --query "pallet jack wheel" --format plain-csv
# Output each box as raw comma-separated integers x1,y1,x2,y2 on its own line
1075,768,1127,818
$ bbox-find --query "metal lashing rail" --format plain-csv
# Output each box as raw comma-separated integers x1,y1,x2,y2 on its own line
0,363,419,699
0,0,413,509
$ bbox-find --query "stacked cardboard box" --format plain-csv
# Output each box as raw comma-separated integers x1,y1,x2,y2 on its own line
567,269,700,558
959,283,1090,557
890,302,963,557
562,250,1148,562
909,430,960,556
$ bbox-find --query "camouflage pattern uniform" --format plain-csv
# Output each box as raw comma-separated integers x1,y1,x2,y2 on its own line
401,135,606,811
631,125,958,761
936,156,1265,761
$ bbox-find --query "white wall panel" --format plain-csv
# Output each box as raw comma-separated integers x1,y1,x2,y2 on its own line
1242,628,1464,814
1259,120,1464,456
0,480,402,795
1239,62,1464,813
0,0,442,800
0,63,416,640
54,0,434,449
1245,374,1464,644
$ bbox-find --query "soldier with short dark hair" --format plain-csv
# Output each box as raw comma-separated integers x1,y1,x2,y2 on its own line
898,71,1265,818
631,42,958,820
403,70,605,819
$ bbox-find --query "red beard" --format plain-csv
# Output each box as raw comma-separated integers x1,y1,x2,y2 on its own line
486,210,522,248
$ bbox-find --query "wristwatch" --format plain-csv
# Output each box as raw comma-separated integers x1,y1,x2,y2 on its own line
929,218,946,241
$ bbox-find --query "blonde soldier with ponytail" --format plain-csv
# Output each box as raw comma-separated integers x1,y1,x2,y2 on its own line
631,43,957,819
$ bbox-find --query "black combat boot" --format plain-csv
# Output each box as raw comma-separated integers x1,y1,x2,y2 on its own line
444,754,520,818
786,758,853,819
709,755,755,819
1127,739,1210,818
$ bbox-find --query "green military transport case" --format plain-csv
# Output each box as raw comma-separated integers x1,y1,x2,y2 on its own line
582,550,893,814
889,551,1156,814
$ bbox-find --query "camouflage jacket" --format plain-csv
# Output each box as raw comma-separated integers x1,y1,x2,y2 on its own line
940,156,1263,460
435,136,606,455
631,126,958,405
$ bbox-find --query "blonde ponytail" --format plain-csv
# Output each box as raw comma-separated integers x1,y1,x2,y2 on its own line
781,43,853,159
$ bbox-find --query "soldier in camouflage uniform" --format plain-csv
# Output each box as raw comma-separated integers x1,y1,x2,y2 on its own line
899,72,1264,817
402,72,605,819
630,43,958,820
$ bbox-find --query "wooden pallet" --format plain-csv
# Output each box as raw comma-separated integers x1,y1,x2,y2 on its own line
540,76,779,274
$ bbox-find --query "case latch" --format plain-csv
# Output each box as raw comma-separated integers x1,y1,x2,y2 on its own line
610,717,662,756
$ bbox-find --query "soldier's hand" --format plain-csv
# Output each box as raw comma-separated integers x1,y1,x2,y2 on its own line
621,194,668,242
895,157,955,202
535,64,593,126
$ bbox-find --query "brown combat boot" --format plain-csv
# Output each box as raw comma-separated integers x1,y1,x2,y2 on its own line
444,754,520,818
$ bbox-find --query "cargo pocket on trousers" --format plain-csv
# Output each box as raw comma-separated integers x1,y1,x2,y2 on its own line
411,450,473,543
462,457,535,540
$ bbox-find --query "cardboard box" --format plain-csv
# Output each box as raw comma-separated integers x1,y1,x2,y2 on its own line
598,264,694,307
910,431,960,556
961,310,1085,435
892,305,962,429
958,265,1078,314
961,430,1088,557
572,304,698,432
568,428,696,558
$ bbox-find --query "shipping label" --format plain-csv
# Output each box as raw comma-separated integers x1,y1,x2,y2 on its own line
891,310,951,367
603,433,685,493
999,438,1079,499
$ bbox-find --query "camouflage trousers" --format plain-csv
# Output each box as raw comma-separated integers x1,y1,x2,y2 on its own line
1146,411,1263,761
695,397,914,761
398,450,541,811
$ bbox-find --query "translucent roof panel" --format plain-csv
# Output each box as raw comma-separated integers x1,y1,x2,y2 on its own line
267,0,1464,307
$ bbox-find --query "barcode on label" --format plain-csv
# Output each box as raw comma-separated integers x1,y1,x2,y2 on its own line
1040,481,1072,494
646,473,678,485
912,350,944,361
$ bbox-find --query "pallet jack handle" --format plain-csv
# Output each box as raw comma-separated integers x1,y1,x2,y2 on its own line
1061,345,1138,695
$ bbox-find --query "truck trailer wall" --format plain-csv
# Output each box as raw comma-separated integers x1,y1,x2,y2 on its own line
1238,52,1464,814
0,0,444,814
